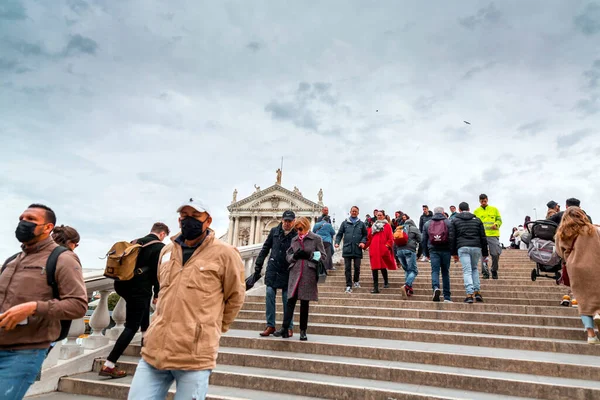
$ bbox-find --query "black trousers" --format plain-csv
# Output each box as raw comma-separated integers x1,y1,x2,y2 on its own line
372,269,388,287
344,257,361,287
324,242,334,270
107,287,151,363
282,296,309,331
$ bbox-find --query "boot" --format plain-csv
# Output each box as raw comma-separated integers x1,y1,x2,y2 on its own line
273,327,290,338
300,330,308,341
259,326,276,337
381,269,389,288
371,270,379,293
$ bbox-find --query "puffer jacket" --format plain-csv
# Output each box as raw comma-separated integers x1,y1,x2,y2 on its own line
396,219,422,253
419,211,434,232
451,212,489,256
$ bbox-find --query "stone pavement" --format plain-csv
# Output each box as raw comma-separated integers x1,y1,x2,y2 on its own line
29,250,600,399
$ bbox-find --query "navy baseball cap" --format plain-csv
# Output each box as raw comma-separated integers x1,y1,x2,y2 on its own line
282,210,296,221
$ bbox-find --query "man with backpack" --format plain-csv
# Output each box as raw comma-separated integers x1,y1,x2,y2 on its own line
421,207,455,302
473,194,503,279
395,217,422,299
0,204,87,398
451,202,489,304
100,222,170,378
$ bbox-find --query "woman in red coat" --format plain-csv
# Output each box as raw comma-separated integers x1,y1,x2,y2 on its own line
366,211,396,293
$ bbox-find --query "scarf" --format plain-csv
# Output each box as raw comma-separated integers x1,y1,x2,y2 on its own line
372,219,387,234
298,232,308,243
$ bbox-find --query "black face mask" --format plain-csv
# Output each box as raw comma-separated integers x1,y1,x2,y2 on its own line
15,220,41,243
180,217,207,241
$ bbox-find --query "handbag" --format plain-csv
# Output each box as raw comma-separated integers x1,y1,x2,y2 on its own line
317,259,328,284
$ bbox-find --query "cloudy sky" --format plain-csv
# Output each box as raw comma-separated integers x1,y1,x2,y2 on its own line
1,0,599,269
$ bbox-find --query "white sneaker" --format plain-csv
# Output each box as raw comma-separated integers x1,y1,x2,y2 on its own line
420,256,427,262
345,286,352,294
588,336,600,344
444,299,453,303
354,282,361,288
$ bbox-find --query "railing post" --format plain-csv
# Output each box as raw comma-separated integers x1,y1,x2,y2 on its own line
107,297,126,341
60,317,85,359
84,290,111,349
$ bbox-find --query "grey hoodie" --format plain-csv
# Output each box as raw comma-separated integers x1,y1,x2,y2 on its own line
396,219,422,253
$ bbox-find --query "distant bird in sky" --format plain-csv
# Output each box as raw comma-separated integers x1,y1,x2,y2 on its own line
376,110,379,112
463,121,471,125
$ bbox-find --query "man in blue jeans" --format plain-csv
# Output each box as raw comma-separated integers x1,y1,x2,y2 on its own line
451,202,489,304
395,217,422,299
253,210,297,337
421,207,455,302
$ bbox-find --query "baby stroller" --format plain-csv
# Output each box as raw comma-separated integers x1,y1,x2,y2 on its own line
522,220,561,282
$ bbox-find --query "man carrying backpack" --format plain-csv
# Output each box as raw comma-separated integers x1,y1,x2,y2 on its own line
100,223,170,378
0,204,87,399
473,194,502,279
395,217,422,299
421,207,455,302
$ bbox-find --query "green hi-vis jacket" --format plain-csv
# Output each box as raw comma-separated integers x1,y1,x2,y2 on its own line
473,205,502,237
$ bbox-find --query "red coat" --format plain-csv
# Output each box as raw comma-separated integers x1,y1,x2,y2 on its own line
366,223,397,270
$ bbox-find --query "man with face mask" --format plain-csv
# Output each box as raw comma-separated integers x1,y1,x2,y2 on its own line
0,204,87,399
100,222,170,378
128,198,245,400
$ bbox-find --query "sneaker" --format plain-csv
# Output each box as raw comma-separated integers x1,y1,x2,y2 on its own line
420,256,427,262
491,271,498,280
572,299,578,308
560,295,571,307
588,336,600,344
401,285,408,300
407,286,414,296
464,295,474,304
432,288,441,302
345,286,352,294
444,299,453,303
474,292,484,303
354,282,361,288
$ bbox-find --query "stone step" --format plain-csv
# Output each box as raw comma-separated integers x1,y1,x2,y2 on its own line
236,310,585,340
216,331,600,381
316,288,564,300
323,277,559,286
230,319,600,356
244,296,579,316
62,361,538,400
241,303,582,327
88,350,600,400
319,282,565,292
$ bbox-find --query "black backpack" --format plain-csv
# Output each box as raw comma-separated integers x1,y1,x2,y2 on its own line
1,246,73,341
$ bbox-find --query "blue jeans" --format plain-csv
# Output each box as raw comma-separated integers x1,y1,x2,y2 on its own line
396,249,418,287
582,315,595,330
458,247,482,295
128,358,211,400
430,250,451,301
0,348,47,400
266,286,293,329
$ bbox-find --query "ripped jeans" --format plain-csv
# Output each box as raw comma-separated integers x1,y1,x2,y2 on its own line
128,358,211,400
0,348,47,400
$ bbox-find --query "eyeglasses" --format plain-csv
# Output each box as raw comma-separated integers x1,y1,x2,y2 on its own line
296,227,304,232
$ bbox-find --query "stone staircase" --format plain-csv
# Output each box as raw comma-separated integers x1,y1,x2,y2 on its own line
30,250,600,399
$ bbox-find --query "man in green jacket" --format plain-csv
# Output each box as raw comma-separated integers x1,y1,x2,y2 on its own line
473,194,502,279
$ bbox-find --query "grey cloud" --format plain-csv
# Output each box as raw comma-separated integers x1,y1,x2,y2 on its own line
444,126,471,140
575,95,600,115
574,2,600,36
246,41,263,52
463,62,496,80
583,59,600,89
517,120,546,136
67,0,90,15
64,34,98,56
417,179,433,192
412,96,437,113
482,168,505,183
459,3,502,30
0,0,27,20
556,129,594,148
6,39,45,57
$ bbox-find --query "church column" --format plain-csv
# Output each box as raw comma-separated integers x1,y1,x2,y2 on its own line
227,216,234,245
233,216,240,247
249,215,256,245
254,216,262,243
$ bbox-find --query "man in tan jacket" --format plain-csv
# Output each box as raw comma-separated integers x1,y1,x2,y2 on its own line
128,198,245,400
0,204,88,399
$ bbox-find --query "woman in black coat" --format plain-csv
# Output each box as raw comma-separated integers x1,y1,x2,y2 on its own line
274,217,325,341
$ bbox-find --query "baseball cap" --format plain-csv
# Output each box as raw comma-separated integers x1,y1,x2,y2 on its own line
282,210,296,221
546,200,558,209
177,197,211,215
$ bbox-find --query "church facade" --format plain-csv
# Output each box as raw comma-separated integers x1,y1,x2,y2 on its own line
225,180,324,247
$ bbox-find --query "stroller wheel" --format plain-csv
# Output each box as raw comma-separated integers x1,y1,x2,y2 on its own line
531,268,537,282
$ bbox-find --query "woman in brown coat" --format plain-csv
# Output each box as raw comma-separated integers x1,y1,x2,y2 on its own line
274,217,325,341
555,207,600,344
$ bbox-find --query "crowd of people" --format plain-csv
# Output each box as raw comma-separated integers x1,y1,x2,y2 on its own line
1,193,599,400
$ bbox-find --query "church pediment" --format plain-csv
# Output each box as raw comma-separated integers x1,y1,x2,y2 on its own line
228,184,321,212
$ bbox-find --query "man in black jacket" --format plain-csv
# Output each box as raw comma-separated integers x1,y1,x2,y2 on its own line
549,198,593,224
100,222,169,378
451,202,489,304
254,210,297,337
335,206,368,294
421,207,455,302
417,205,434,261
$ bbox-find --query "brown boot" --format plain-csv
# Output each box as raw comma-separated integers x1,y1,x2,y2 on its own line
259,326,276,337
99,365,127,379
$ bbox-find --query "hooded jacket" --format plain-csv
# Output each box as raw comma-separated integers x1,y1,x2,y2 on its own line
451,212,489,257
419,211,434,232
396,219,422,253
421,213,455,256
